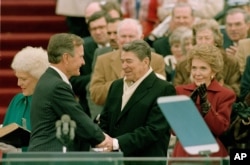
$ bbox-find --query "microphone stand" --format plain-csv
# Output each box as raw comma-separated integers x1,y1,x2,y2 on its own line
55,114,76,153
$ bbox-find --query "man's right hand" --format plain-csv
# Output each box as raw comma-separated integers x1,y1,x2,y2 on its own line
95,133,113,151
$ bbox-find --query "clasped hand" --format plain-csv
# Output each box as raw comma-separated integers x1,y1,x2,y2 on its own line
190,83,210,115
94,133,113,152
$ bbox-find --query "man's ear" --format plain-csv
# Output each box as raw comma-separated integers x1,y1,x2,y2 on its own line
143,57,150,66
62,53,70,64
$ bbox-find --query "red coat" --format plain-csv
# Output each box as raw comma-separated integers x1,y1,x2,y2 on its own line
172,80,236,157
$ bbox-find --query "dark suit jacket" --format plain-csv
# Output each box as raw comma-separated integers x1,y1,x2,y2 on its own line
70,36,98,117
99,72,176,161
152,36,171,57
240,56,250,100
221,28,234,49
28,67,105,151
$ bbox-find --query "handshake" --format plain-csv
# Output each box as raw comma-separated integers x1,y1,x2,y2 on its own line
93,133,115,152
190,83,211,116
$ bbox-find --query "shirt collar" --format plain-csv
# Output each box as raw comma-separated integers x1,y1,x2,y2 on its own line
49,65,71,86
98,42,110,48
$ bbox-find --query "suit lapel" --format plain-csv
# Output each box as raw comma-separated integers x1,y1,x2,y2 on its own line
116,72,156,123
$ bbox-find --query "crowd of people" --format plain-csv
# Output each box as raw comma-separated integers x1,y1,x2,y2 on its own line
1,0,250,164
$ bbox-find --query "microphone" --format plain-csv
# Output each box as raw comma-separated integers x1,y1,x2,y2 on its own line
56,120,62,139
61,114,70,135
69,120,76,140
55,114,77,152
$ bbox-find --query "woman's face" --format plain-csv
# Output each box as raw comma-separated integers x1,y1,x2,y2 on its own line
171,42,183,59
195,29,215,46
191,58,215,87
15,71,38,96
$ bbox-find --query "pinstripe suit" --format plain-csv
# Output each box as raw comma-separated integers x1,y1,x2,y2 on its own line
28,67,105,151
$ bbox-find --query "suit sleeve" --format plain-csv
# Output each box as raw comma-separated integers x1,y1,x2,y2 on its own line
223,55,241,96
52,82,105,145
236,40,248,74
204,89,236,136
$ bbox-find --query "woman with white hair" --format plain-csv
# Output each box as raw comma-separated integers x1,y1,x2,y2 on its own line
0,46,49,153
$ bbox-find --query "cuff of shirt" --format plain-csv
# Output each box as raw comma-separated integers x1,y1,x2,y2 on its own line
112,138,119,150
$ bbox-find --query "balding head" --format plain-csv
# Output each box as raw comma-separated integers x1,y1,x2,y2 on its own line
117,18,143,48
84,2,102,23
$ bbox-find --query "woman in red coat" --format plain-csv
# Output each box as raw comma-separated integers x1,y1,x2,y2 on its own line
172,44,236,157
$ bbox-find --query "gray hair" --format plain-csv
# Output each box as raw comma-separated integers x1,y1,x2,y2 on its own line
122,40,151,61
172,3,194,17
11,46,49,79
117,18,143,38
226,8,250,23
192,19,223,48
47,33,83,64
169,26,192,45
180,28,193,55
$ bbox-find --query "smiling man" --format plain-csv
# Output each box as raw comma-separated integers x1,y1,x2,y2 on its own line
28,33,112,152
90,18,166,107
223,8,250,56
98,40,176,165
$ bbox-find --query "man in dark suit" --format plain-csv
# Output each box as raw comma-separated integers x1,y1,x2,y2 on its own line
91,17,122,70
222,8,250,56
28,33,112,152
98,40,176,165
90,17,122,119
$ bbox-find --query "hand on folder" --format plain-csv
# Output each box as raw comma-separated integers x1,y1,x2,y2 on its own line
0,142,21,153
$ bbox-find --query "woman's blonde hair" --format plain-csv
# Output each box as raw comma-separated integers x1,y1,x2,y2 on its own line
186,44,224,75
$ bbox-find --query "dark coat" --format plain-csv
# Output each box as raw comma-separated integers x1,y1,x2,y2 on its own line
152,36,171,57
173,80,236,157
100,72,176,165
240,56,250,100
28,67,105,151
